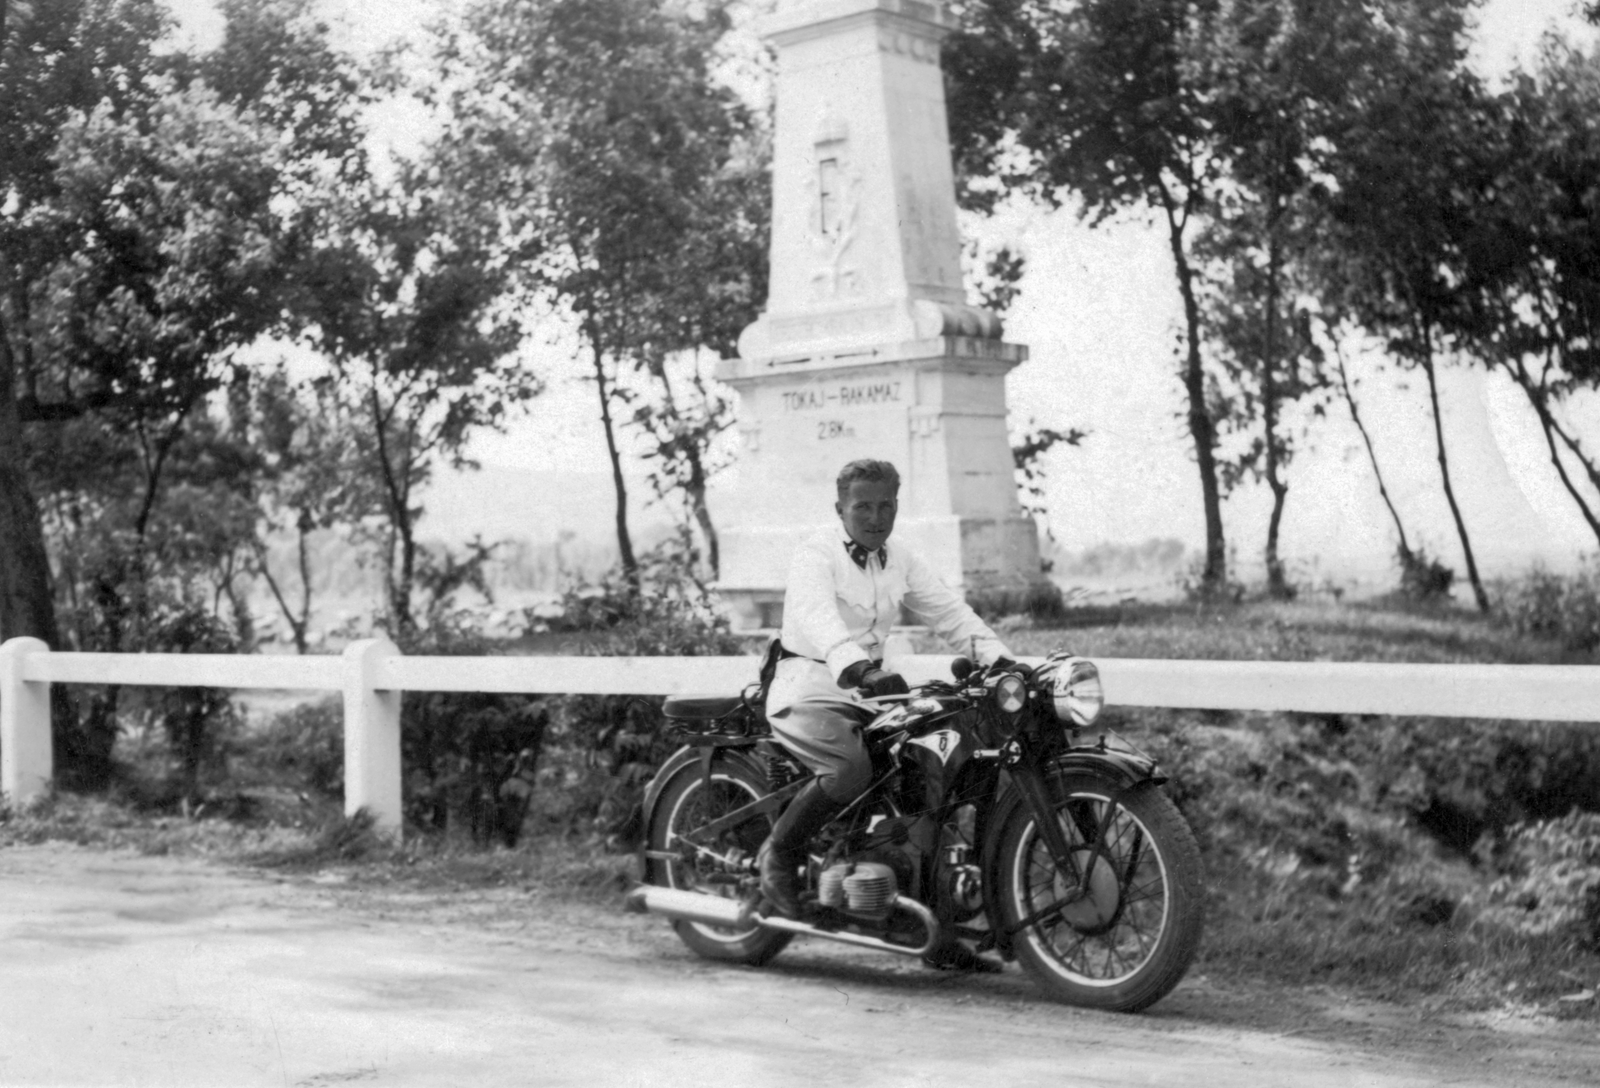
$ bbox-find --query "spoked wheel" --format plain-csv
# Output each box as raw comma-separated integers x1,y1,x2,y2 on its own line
644,758,791,965
996,772,1203,1012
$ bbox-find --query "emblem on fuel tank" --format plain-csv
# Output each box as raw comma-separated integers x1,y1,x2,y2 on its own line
909,729,961,765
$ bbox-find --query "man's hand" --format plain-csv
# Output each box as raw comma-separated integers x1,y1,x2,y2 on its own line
859,668,910,699
838,661,910,698
992,656,1034,680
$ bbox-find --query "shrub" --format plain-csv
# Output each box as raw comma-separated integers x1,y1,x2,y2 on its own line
1493,560,1600,654
238,698,346,798
397,617,551,847
1479,810,1600,952
535,538,752,842
145,605,243,802
1398,544,1455,603
966,581,1069,625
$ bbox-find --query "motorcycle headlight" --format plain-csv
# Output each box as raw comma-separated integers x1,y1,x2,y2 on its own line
1053,658,1104,727
995,673,1027,715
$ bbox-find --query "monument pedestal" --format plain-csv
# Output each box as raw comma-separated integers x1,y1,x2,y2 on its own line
716,334,1044,631
713,0,1049,630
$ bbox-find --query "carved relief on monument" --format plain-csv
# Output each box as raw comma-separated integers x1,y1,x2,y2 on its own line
738,420,761,453
877,27,939,63
805,110,864,301
909,406,942,439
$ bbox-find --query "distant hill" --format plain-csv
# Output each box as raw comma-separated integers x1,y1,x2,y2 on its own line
418,464,674,546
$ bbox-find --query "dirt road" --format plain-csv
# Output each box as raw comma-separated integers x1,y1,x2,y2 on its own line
0,844,1594,1087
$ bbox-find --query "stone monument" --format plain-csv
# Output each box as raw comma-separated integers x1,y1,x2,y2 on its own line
714,0,1043,629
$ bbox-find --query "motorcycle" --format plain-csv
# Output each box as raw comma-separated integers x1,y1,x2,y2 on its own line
625,650,1204,1012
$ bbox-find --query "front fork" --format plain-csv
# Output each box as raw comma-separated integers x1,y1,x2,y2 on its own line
1006,747,1114,909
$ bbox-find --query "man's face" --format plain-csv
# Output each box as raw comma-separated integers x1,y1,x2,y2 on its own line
836,478,898,550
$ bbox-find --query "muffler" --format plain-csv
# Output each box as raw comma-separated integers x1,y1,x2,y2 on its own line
625,884,940,958
625,884,754,928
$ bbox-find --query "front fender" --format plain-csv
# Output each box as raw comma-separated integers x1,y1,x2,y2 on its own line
1050,746,1165,790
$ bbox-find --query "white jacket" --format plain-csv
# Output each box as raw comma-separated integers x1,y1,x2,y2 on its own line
768,528,1011,716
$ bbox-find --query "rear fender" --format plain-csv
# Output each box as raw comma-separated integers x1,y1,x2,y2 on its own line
638,743,770,857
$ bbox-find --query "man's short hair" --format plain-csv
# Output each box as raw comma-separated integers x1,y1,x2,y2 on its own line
836,459,900,500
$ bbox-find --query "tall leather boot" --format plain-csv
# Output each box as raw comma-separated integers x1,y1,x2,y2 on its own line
757,780,845,919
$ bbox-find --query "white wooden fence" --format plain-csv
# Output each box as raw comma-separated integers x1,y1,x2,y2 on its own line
2,634,1597,836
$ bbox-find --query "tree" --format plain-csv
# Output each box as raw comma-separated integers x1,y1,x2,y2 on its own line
296,166,532,635
1465,38,1600,551
439,0,768,589
1327,331,1415,567
947,0,1234,595
1189,0,1390,599
1199,209,1327,597
2,0,369,782
0,0,175,650
1318,3,1496,612
247,365,372,653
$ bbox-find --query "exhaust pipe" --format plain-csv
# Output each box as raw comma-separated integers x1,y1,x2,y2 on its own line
625,884,754,928
626,884,941,958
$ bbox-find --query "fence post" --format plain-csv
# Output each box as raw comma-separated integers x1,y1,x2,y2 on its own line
0,637,53,808
342,636,402,838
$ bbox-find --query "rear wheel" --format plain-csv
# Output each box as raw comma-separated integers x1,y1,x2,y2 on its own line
645,758,792,965
996,773,1203,1012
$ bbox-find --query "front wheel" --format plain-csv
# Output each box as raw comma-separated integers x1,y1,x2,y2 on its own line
995,772,1203,1012
644,757,792,965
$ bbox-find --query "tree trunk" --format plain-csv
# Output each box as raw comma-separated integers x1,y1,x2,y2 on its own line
588,332,637,590
654,361,720,580
1333,340,1412,559
1162,201,1226,596
685,449,719,580
1508,357,1600,549
368,382,418,634
255,538,310,654
685,364,725,579
1419,330,1488,612
1262,212,1290,600
0,313,61,648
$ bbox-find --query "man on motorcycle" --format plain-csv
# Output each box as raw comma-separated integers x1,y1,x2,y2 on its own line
758,458,1016,920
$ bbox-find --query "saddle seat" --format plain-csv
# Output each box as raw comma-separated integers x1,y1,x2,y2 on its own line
662,695,746,720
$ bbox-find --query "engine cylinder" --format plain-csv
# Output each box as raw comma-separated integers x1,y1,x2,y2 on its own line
843,862,897,917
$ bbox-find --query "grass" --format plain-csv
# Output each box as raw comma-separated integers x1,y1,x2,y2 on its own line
996,597,1586,664
2,597,1597,1019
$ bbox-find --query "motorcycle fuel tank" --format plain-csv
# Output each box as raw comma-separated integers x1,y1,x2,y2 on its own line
897,711,979,814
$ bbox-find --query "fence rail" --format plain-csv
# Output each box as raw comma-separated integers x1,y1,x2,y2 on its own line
3,635,1597,836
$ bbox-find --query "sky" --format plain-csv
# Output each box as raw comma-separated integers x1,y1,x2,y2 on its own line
160,0,1600,590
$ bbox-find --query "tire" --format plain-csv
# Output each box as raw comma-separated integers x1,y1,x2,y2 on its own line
995,772,1203,1012
644,758,792,965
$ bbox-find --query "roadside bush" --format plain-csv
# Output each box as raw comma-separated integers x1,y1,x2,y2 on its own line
534,539,752,843
1493,560,1600,655
52,528,247,792
237,698,345,798
398,613,550,847
145,605,243,802
1479,810,1600,952
1398,544,1456,604
967,580,1069,625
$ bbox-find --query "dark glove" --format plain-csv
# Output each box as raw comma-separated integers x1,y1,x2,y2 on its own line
840,660,910,697
859,668,910,699
992,656,1034,680
837,659,874,689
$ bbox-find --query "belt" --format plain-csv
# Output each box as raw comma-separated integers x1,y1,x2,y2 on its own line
778,646,880,668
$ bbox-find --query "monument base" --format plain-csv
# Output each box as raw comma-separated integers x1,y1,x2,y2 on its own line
717,514,1048,632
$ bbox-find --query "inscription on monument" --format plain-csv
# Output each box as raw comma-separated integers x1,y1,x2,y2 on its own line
780,380,903,411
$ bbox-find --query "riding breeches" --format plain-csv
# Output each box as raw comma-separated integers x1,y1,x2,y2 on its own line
767,699,874,803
